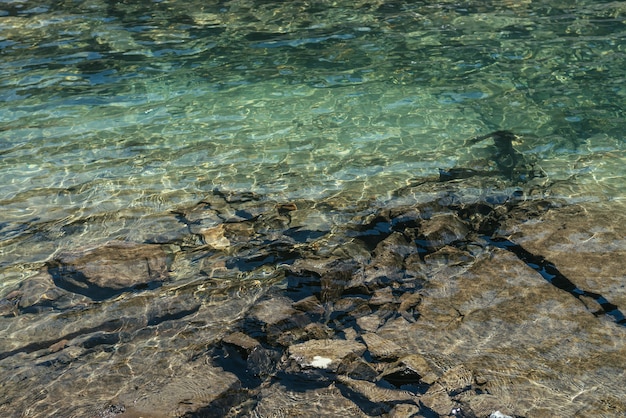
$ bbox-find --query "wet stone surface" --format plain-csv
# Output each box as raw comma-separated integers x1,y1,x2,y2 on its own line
1,177,626,417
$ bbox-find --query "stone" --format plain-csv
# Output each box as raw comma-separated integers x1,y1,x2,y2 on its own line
198,224,231,250
373,232,417,265
467,396,515,418
288,339,366,371
47,241,171,300
251,381,368,417
512,203,626,309
292,295,325,317
361,333,403,361
420,383,457,416
336,375,416,403
397,292,422,323
118,362,241,417
12,271,90,314
4,178,626,417
369,287,395,306
320,260,359,303
337,356,379,381
247,296,297,326
385,403,421,417
356,314,383,332
381,354,438,387
418,213,469,250
222,331,260,354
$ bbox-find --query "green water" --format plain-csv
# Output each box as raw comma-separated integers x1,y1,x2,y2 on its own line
2,1,625,276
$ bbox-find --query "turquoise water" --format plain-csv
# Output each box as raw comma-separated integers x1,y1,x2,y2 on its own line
1,2,625,285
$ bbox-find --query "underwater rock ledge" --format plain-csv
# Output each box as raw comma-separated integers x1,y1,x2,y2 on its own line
1,174,626,417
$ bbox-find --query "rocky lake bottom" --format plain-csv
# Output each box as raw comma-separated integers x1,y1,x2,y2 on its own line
1,168,625,418
2,1,626,416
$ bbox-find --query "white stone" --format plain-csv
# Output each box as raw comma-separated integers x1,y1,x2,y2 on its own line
309,356,333,369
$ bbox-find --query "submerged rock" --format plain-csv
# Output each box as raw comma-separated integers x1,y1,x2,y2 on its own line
117,362,241,417
289,339,367,371
47,241,172,300
3,176,626,417
361,332,403,361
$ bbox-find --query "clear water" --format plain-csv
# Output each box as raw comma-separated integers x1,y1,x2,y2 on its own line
0,0,625,415
2,0,625,274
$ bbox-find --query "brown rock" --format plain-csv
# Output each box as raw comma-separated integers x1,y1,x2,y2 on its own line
289,339,366,371
385,403,420,417
292,295,325,316
369,287,395,306
118,362,240,417
421,383,457,416
251,381,368,417
248,296,297,326
337,375,416,403
48,241,171,300
321,260,358,303
361,333,403,361
198,224,230,249
356,314,383,332
373,232,417,265
337,356,379,381
512,203,626,309
222,331,260,353
420,213,469,249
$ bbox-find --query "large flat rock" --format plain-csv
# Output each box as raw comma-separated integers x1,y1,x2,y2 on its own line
47,241,172,300
511,202,626,309
378,242,626,417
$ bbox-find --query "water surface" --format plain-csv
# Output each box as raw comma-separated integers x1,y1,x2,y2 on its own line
1,0,625,416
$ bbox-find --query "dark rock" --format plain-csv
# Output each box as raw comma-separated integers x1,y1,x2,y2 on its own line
373,232,416,265
381,354,438,387
247,347,281,378
47,241,171,300
337,355,379,381
321,260,359,303
302,322,335,340
330,296,371,322
274,322,336,347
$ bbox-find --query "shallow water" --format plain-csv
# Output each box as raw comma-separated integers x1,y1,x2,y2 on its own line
1,0,625,417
